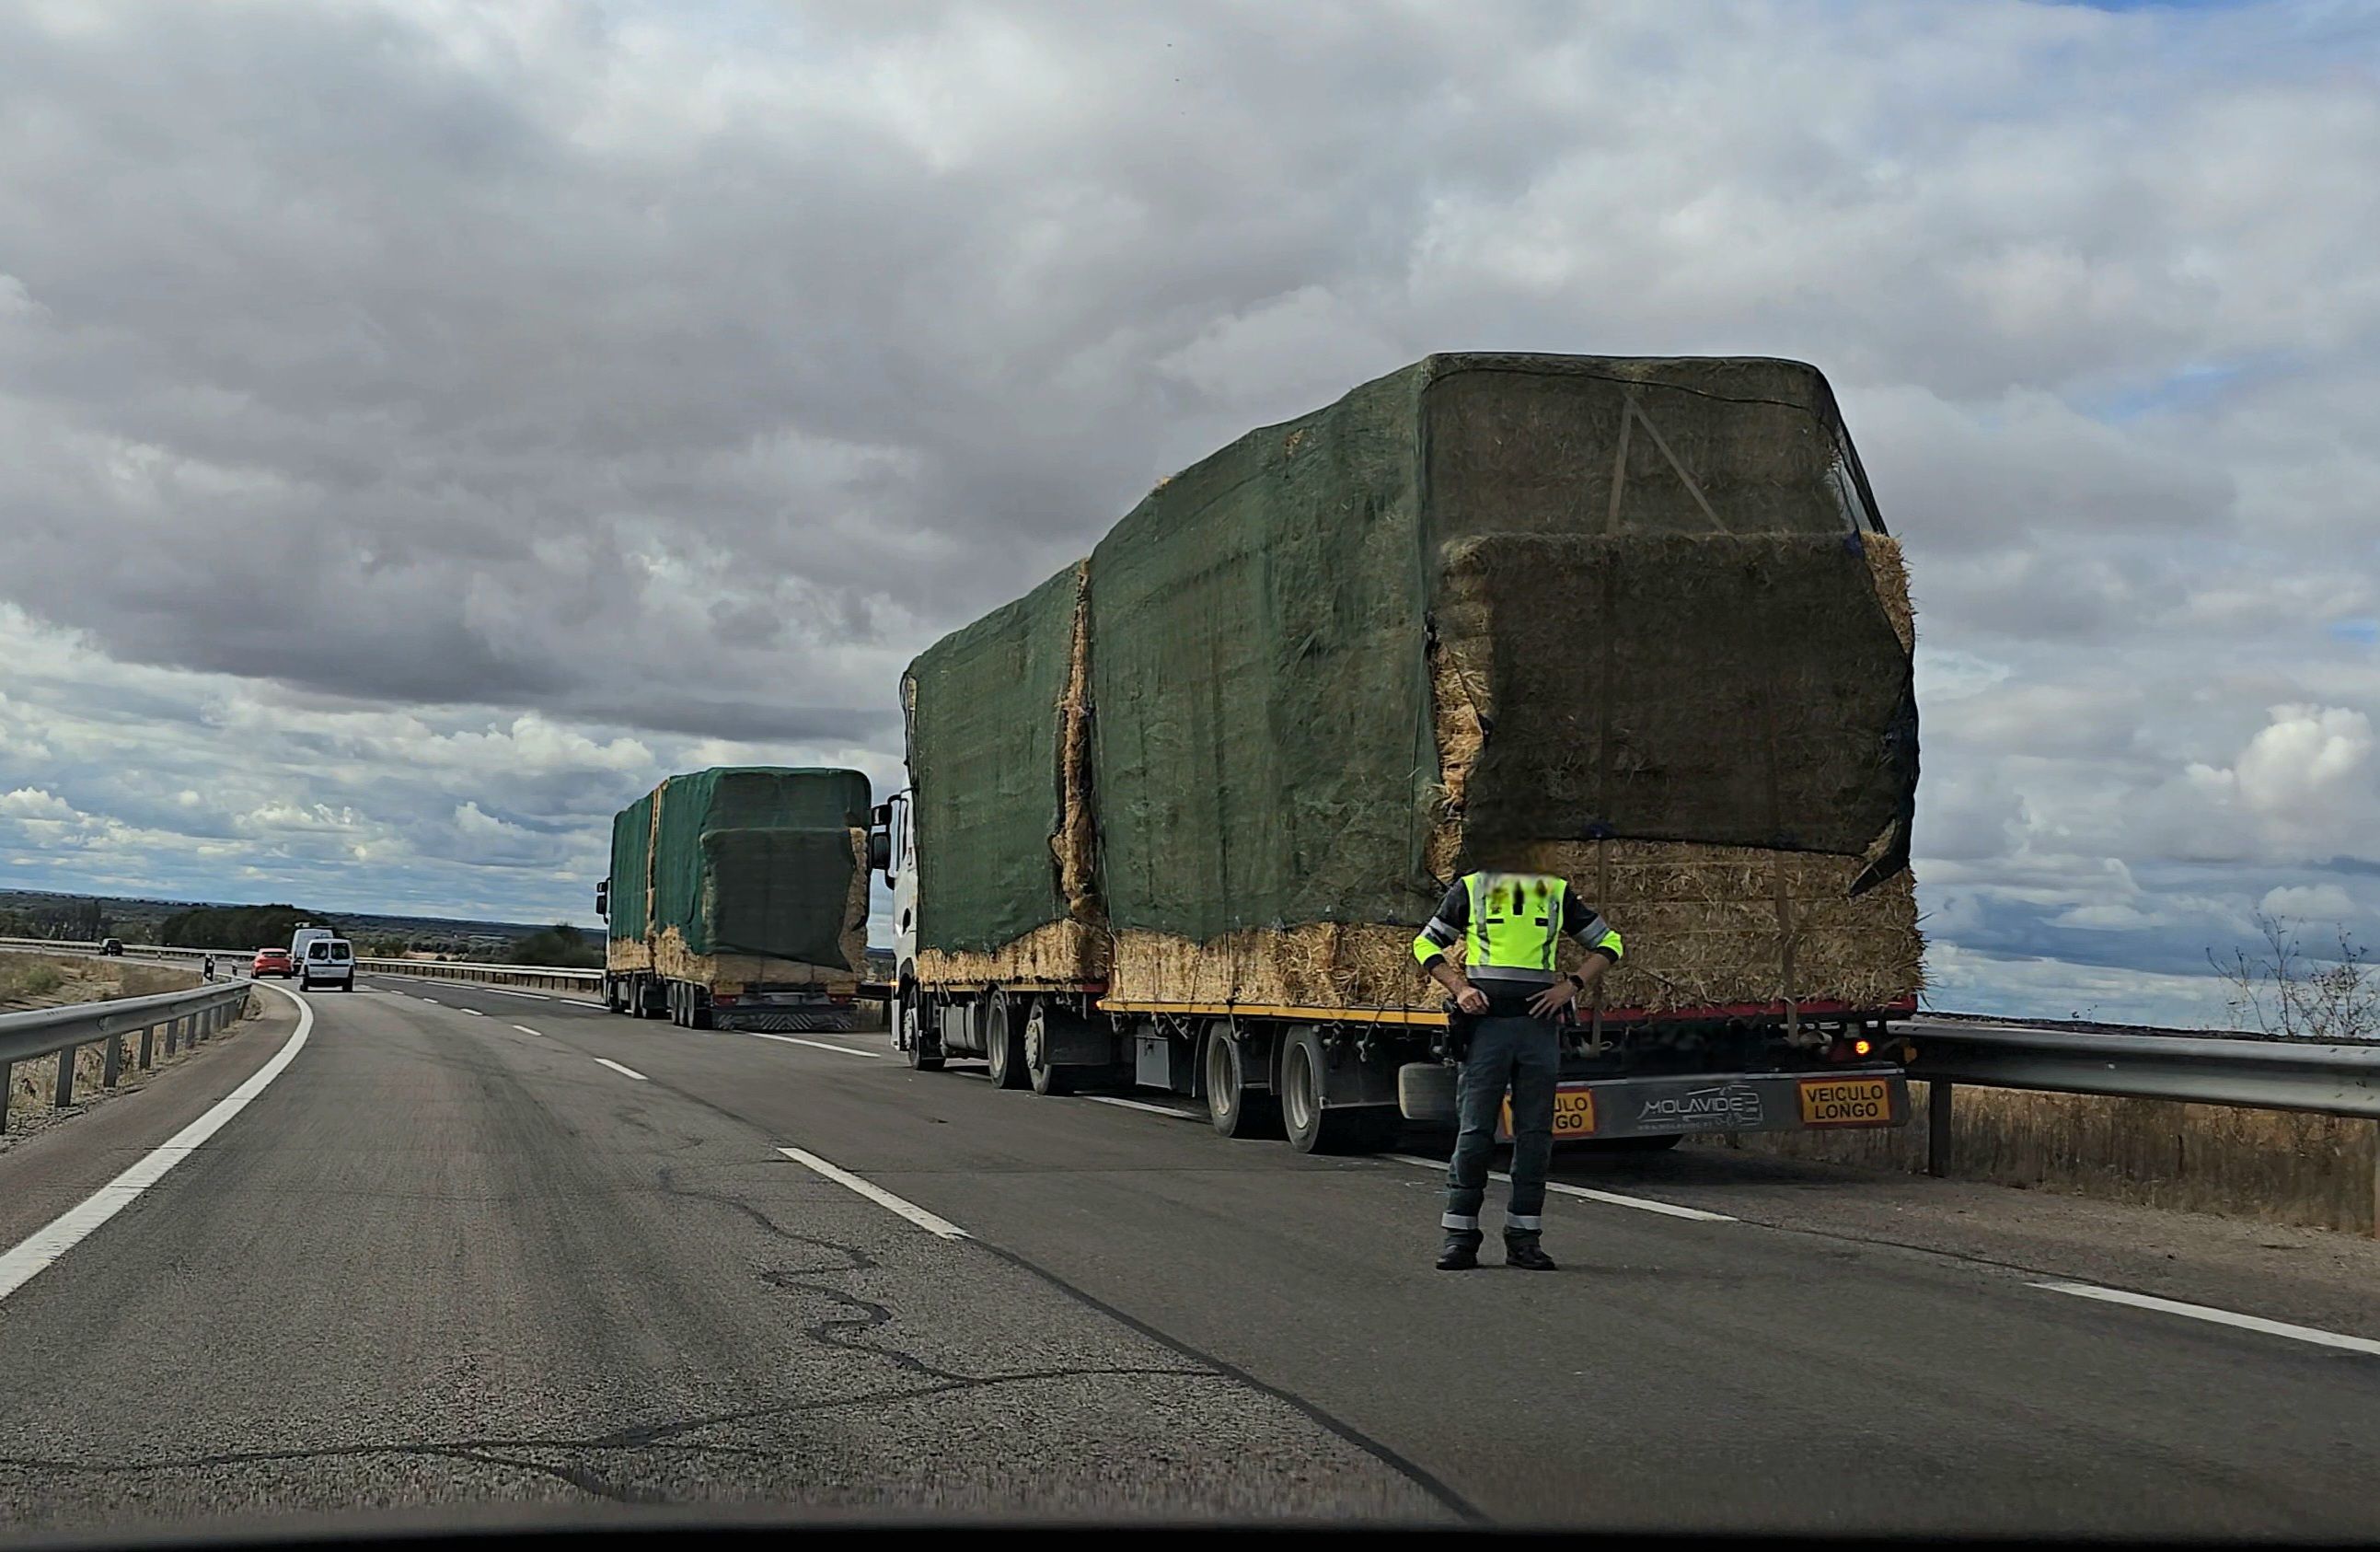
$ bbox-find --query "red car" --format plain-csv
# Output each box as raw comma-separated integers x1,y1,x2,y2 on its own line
251,947,294,979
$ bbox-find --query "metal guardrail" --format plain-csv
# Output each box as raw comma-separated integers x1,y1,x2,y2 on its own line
1904,1016,2380,1118
0,979,255,1133
0,938,602,997
353,956,601,994
1899,1015,2380,1179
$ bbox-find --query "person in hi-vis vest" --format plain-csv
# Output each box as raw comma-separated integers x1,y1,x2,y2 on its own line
1413,872,1623,1271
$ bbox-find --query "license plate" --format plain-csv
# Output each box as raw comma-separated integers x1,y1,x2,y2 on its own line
1798,1076,1893,1127
1498,1085,1598,1141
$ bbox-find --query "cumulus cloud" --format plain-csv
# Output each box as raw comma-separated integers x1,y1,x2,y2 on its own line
0,0,2374,1014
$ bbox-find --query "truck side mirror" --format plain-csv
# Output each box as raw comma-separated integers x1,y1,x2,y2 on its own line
595,880,610,920
867,828,892,874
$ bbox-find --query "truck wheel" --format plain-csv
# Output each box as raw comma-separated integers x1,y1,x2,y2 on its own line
905,992,944,1071
986,990,1029,1090
1203,1024,1280,1139
1280,1026,1401,1154
1023,1001,1071,1095
688,994,713,1031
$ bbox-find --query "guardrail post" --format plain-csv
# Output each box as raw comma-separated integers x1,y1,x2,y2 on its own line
103,1028,122,1088
0,1060,11,1134
164,1016,179,1057
1926,1079,1954,1177
53,1043,75,1108
139,1023,156,1070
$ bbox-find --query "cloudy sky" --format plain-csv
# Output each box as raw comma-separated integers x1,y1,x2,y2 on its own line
2,0,2374,1025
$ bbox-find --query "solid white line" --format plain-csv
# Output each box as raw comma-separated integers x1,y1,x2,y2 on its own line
2034,1280,2380,1357
777,1146,969,1239
594,1058,648,1082
1386,1153,1737,1223
740,1032,893,1060
483,988,552,1001
0,983,314,1304
1082,1095,1201,1120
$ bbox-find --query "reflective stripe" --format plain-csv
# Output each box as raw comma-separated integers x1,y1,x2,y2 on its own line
1506,1214,1543,1231
1422,916,1458,944
1440,1212,1481,1231
1469,967,1559,987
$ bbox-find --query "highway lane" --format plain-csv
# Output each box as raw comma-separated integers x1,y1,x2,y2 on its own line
1,978,2375,1536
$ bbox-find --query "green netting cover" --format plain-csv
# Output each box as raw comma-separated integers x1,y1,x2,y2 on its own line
1087,353,1916,943
639,767,871,963
607,792,654,944
905,566,1079,954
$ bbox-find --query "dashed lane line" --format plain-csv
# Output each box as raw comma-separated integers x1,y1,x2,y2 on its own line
778,1146,969,1239
2034,1280,2380,1357
594,1058,648,1083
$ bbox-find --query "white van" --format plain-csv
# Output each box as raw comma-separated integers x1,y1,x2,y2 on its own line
300,936,355,992
290,925,333,968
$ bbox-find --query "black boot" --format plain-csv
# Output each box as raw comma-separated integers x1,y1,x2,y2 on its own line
1504,1232,1557,1271
1435,1233,1481,1271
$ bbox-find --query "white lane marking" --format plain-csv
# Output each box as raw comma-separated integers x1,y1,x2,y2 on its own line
460,1008,483,1017
0,983,313,1305
1083,1095,1201,1120
419,997,441,1005
778,1146,969,1240
741,1032,893,1060
594,1058,648,1083
483,988,552,1002
2035,1280,2380,1357
512,1025,542,1037
1385,1153,1737,1223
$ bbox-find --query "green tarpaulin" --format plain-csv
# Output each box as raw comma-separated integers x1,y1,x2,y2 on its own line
611,767,871,965
904,567,1080,954
1085,353,1915,943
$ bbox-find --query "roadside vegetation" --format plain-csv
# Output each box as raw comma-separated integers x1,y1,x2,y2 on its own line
505,923,603,970
2212,913,2375,1042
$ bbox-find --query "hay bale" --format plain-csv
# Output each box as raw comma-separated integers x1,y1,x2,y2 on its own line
919,918,1109,989
1113,923,1431,1012
1864,533,1915,653
1053,562,1100,923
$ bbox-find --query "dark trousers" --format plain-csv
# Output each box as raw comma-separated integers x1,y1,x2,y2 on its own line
1442,1012,1560,1239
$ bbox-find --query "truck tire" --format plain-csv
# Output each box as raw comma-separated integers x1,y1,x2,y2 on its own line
1203,1023,1280,1139
1280,1025,1402,1154
985,990,1028,1090
905,991,944,1071
687,993,712,1031
1022,1000,1071,1095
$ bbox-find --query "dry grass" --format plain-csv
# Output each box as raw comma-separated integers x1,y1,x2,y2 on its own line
1053,562,1100,923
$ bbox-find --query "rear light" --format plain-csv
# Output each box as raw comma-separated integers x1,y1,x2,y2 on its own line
712,993,739,1006
1853,1037,1872,1057
829,993,854,1005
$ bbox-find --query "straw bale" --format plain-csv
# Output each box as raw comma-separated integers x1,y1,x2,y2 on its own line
1864,533,1915,653
1053,561,1100,922
1112,922,1432,1012
919,918,1109,989
653,925,860,990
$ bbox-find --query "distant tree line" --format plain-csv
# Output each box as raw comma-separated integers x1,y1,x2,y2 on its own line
0,898,112,941
156,904,329,950
507,922,603,969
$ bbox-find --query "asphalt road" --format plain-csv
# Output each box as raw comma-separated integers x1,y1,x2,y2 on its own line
1,971,2376,1537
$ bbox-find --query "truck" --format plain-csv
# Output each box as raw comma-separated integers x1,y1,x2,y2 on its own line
599,766,873,1031
875,353,1923,1154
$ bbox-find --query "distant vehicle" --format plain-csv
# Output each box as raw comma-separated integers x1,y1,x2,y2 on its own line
252,947,294,978
98,937,123,956
289,924,333,968
299,937,355,992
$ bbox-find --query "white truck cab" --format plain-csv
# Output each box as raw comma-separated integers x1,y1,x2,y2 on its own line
290,924,333,969
870,792,919,1054
300,936,355,992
